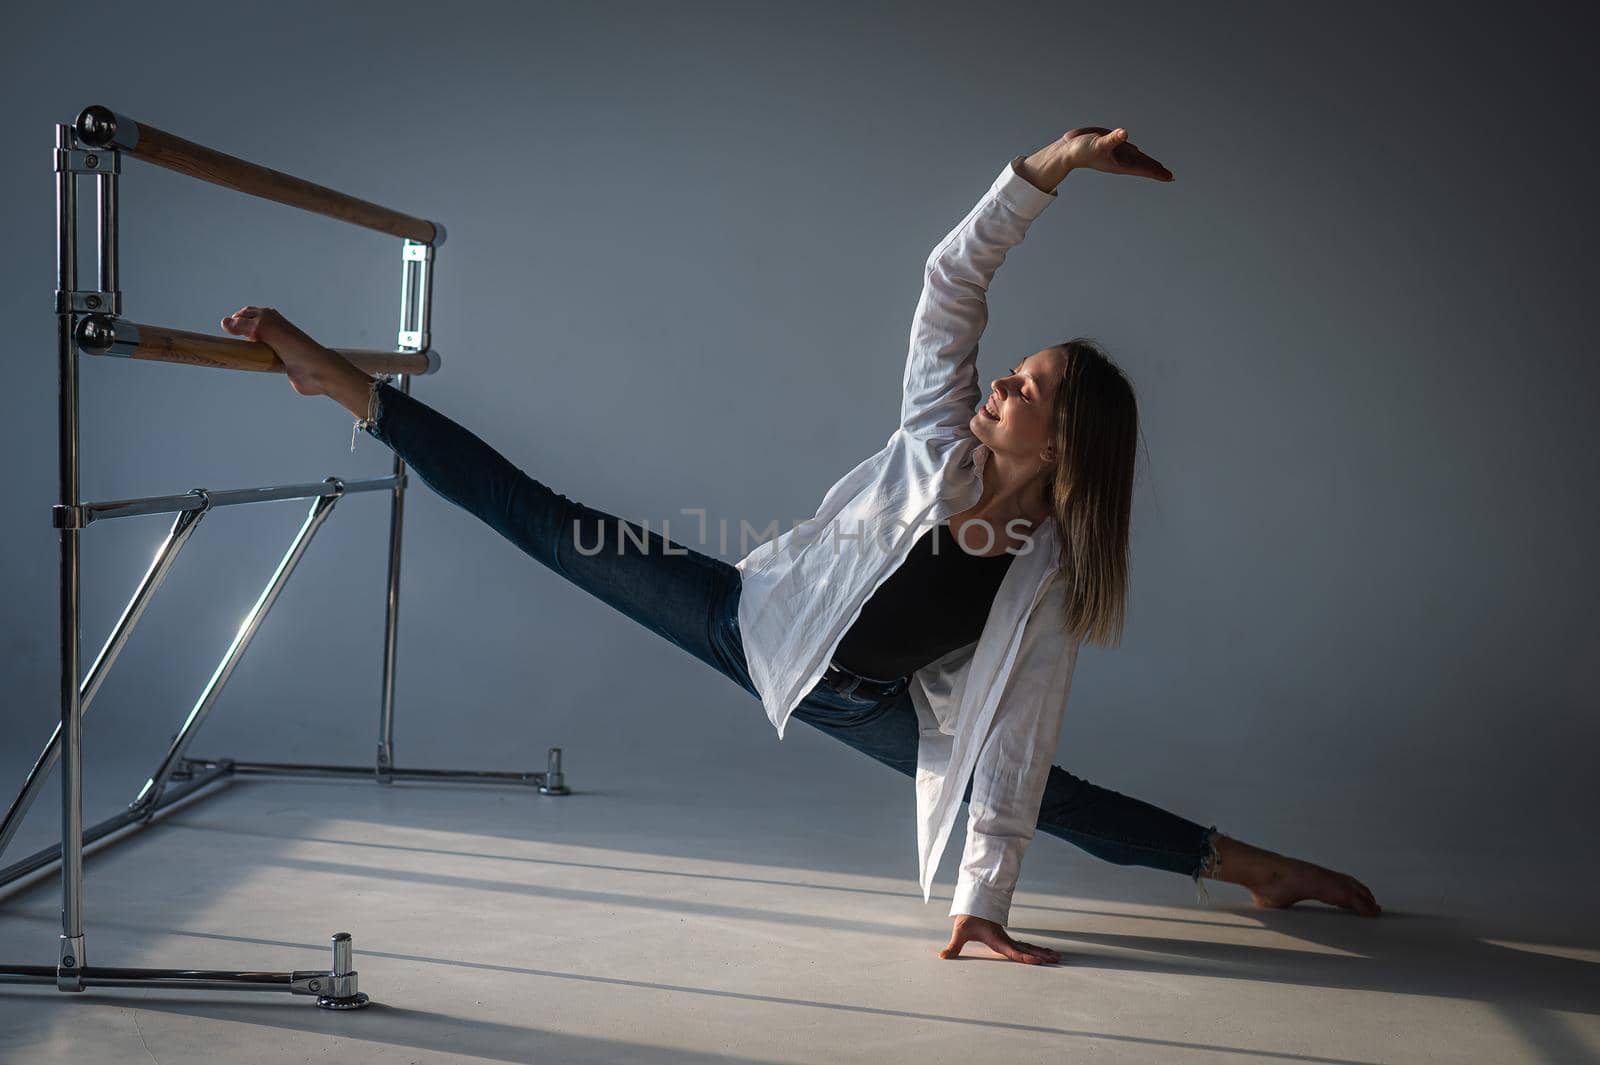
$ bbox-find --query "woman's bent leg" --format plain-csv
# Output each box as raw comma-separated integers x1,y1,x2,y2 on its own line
362,380,755,698
1033,767,1223,900
788,692,1222,898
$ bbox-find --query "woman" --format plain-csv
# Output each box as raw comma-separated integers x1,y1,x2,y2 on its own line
222,124,1380,967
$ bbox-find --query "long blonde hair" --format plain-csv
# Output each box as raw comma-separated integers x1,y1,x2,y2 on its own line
1042,338,1140,647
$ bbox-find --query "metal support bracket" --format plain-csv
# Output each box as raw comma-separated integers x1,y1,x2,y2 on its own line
50,504,87,530
132,480,345,813
54,147,121,175
54,290,121,315
540,747,570,795
297,932,369,1009
57,935,85,993
397,239,434,351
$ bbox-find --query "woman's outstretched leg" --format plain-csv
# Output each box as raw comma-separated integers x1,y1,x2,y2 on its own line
789,691,1379,915
1036,765,1378,915
788,691,1222,885
361,379,757,696
219,306,757,699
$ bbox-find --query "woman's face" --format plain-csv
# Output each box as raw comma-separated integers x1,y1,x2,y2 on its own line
970,346,1064,461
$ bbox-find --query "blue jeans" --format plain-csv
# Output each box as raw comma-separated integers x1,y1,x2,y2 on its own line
363,381,1223,898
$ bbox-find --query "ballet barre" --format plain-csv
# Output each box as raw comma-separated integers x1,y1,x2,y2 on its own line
75,316,441,377
0,105,568,1011
74,105,441,243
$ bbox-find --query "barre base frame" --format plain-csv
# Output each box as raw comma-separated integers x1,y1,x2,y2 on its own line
0,108,569,1008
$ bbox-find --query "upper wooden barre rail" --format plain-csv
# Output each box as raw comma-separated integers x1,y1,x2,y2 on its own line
74,105,443,245
75,317,440,377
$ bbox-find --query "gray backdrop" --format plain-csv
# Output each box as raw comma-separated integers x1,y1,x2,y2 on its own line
2,2,1594,891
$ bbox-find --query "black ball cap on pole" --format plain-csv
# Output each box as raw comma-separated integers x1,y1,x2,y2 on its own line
74,106,120,149
74,314,117,356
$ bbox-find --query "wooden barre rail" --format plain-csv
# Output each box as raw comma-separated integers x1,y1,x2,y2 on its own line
75,317,440,377
74,105,443,245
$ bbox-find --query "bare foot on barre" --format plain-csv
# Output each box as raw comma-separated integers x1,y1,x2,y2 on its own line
220,306,344,398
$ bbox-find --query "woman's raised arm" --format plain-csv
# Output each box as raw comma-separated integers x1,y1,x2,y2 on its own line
897,127,1172,441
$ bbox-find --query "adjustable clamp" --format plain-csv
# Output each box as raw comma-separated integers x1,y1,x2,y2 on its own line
53,147,121,175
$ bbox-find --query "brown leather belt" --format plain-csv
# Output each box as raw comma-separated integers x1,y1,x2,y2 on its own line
820,658,909,701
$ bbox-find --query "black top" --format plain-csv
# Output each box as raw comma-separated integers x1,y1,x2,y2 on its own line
830,521,1016,682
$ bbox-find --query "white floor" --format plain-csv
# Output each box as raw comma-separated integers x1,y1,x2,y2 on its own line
0,750,1595,1065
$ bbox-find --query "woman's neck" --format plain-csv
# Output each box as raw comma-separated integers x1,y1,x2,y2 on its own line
974,448,1051,526
952,447,1051,549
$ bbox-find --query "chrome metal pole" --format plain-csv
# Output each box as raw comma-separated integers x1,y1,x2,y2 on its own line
54,122,86,992
180,759,548,786
96,162,118,300
375,434,406,784
0,968,293,991
64,474,400,527
378,241,431,782
413,248,434,347
396,249,416,350
1,927,369,1008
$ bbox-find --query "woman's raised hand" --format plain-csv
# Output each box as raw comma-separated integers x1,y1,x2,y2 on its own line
1060,126,1174,182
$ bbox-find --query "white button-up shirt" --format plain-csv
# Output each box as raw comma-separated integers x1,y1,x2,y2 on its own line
735,156,1080,926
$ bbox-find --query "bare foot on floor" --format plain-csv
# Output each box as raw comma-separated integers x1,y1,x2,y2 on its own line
1247,855,1382,917
1212,835,1382,917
